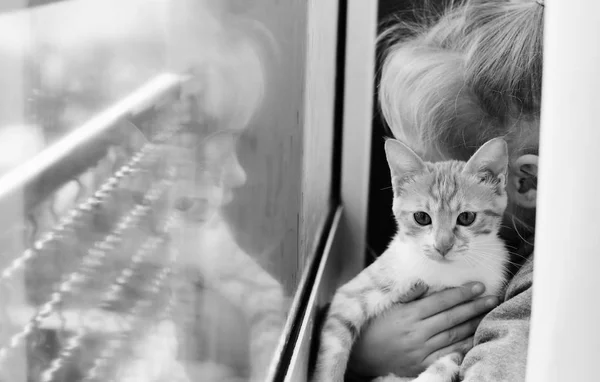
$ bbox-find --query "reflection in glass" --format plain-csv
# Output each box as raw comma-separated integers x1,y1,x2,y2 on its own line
0,0,326,381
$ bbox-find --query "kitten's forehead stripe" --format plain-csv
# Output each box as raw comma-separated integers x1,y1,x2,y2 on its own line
428,179,441,205
425,162,465,211
453,200,463,213
446,176,459,210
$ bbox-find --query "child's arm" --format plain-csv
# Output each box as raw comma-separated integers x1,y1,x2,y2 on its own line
459,257,534,382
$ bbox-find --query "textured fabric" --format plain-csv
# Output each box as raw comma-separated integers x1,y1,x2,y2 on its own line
459,255,534,382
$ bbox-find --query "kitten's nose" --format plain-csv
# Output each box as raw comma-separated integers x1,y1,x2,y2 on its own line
435,243,454,257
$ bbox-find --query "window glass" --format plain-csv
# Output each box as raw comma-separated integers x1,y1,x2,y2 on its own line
0,1,336,381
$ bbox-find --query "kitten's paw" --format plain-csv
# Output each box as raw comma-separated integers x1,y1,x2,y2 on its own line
372,374,413,382
398,279,429,303
411,376,447,382
412,353,461,382
412,375,455,382
447,352,463,365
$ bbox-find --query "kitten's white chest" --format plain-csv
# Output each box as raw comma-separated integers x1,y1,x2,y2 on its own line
385,237,509,297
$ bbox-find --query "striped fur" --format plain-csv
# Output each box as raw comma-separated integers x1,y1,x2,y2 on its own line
313,139,510,382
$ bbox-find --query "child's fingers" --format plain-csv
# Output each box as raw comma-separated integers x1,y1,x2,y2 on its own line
424,315,484,351
422,296,498,334
414,282,486,319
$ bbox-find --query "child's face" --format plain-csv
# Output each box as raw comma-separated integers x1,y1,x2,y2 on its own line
500,152,538,242
506,119,540,211
507,154,538,210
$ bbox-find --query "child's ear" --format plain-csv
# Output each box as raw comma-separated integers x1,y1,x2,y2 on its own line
508,154,538,208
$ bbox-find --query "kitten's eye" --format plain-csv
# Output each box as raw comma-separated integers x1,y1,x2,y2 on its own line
413,212,432,226
175,197,194,212
457,212,476,226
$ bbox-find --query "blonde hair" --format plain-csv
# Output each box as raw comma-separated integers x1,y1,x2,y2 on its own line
378,0,543,162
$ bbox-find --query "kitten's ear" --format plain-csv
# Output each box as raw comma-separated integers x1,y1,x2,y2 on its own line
384,138,426,183
463,138,509,180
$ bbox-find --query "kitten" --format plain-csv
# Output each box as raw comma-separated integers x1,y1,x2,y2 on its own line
169,143,288,382
313,138,510,382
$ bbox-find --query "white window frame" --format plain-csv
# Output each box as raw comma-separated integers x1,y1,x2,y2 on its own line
526,1,600,380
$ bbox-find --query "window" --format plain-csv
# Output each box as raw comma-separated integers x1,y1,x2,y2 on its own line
0,1,342,381
525,1,600,380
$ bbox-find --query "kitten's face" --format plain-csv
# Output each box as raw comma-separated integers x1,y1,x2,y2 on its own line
385,138,508,262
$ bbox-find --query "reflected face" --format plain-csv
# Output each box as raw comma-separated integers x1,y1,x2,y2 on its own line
173,131,247,221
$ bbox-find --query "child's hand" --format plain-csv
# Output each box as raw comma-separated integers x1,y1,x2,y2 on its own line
347,282,500,379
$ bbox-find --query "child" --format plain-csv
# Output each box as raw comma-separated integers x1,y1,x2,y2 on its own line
349,1,542,381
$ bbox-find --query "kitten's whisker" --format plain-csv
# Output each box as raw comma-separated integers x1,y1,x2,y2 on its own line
468,251,515,272
508,213,535,233
464,256,478,269
505,251,533,261
507,215,535,247
473,249,520,263
469,259,513,290
498,222,534,237
473,245,532,262
469,252,518,279
471,244,531,258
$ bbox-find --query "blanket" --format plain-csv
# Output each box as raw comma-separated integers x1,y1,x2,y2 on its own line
459,254,534,382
